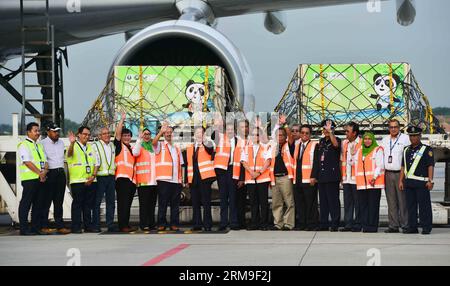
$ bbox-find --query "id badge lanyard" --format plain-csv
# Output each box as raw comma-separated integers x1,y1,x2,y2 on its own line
76,142,91,174
27,139,44,170
389,135,400,164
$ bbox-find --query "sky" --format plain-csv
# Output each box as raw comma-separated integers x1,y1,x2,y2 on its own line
1,0,449,125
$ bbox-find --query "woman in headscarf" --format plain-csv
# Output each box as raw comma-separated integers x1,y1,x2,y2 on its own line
355,132,385,233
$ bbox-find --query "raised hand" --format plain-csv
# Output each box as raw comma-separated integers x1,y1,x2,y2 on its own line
279,114,287,126
121,110,126,121
324,120,333,132
68,131,76,143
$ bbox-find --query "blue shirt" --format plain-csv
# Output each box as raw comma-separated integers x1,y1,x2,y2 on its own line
402,143,434,188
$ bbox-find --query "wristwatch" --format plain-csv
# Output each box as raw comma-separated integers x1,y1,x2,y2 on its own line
428,179,434,184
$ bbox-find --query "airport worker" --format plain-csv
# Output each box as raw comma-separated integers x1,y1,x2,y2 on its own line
66,126,99,233
355,132,384,233
240,127,272,231
132,128,158,231
399,125,435,235
213,118,239,231
41,122,71,234
311,119,342,232
17,122,48,235
381,118,410,233
185,126,215,231
232,119,250,230
292,124,320,231
153,123,184,231
340,121,362,232
270,115,295,231
92,127,117,232
114,112,137,233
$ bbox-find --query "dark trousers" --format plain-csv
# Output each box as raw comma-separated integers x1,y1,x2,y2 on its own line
93,175,116,229
115,178,136,229
235,182,248,228
358,189,381,232
318,182,341,229
138,185,158,230
19,179,44,233
405,186,433,232
70,182,96,231
157,181,181,227
191,180,213,229
216,167,238,228
247,182,269,228
343,183,361,230
41,168,66,229
294,183,319,229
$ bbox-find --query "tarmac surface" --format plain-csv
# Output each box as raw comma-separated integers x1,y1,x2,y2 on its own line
0,226,449,266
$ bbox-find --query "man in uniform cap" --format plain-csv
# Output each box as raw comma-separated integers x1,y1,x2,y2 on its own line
399,125,435,235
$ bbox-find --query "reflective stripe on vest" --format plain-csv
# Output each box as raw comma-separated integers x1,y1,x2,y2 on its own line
292,140,317,184
232,138,247,180
355,146,385,190
18,139,46,181
403,145,428,182
155,142,182,183
341,138,362,182
93,141,116,176
187,144,216,183
115,143,135,183
214,133,231,170
135,147,156,186
244,143,272,185
67,142,96,184
269,142,293,186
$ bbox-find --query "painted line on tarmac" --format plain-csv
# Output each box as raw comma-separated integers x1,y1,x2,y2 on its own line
142,243,190,266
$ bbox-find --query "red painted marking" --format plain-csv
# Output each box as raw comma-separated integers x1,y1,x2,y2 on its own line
142,244,190,266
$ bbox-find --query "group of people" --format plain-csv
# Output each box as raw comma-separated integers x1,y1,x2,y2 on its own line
17,113,435,235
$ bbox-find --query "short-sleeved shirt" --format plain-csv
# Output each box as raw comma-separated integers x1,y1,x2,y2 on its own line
18,137,47,164
402,143,434,188
381,133,410,171
42,137,65,169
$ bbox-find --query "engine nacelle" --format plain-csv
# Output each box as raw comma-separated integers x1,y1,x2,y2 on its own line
396,0,416,26
109,20,254,112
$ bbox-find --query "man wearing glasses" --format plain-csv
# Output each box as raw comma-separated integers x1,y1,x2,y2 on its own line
381,119,410,233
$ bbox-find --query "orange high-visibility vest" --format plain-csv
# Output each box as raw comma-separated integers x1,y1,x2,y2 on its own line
214,133,231,170
355,146,385,190
134,146,156,186
186,144,216,183
243,143,272,184
155,141,182,184
115,143,135,183
269,142,294,186
232,137,248,180
292,140,317,184
341,138,362,182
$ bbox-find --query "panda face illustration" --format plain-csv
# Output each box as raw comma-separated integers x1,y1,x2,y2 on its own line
373,74,399,98
185,80,206,105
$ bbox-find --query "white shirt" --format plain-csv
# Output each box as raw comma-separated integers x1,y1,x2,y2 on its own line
155,140,183,184
343,137,361,185
381,133,410,171
42,136,65,169
229,136,236,166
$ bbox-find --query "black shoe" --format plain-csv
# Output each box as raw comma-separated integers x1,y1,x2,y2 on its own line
363,229,378,233
230,226,240,231
318,227,329,231
330,227,339,232
259,226,268,231
218,226,228,231
384,228,400,233
107,227,120,232
403,228,419,234
20,231,37,236
339,228,352,232
282,226,292,231
204,227,212,232
351,228,362,232
293,226,306,231
307,227,320,231
85,228,102,233
247,226,258,231
192,227,202,231
71,229,83,234
269,226,281,231
421,230,431,235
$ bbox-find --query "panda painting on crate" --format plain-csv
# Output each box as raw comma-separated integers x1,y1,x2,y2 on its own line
370,73,402,111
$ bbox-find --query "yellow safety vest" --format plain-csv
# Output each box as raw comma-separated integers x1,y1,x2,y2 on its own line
93,141,116,176
66,141,97,184
18,139,47,181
